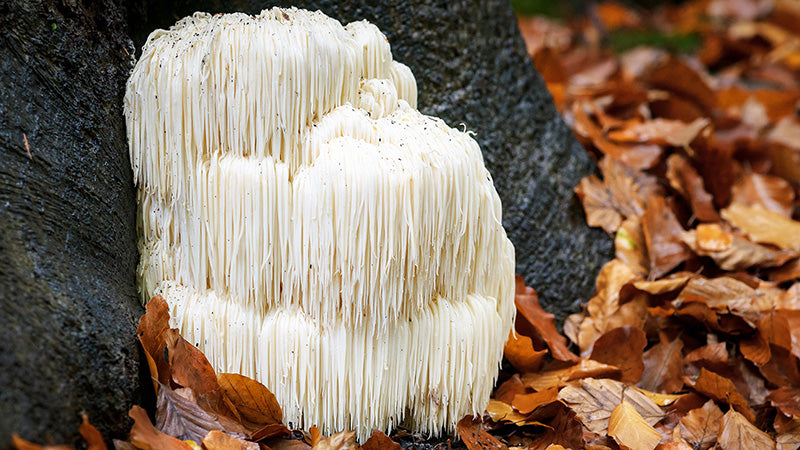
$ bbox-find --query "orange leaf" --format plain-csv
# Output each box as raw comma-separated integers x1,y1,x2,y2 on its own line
688,368,755,423
310,430,357,450
137,296,173,387
589,326,647,383
11,435,72,450
128,405,193,450
79,414,107,450
218,373,283,426
201,431,258,450
608,401,661,450
361,430,401,450
731,172,795,218
514,277,578,363
511,387,559,415
456,416,507,450
721,203,800,251
503,330,548,373
768,386,800,418
642,196,691,279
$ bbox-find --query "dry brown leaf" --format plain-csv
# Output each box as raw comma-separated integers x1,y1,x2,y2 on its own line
682,224,796,271
645,57,717,115
361,430,400,450
607,118,708,148
731,172,795,218
687,368,755,423
217,373,282,426
504,330,548,373
775,415,800,450
557,378,664,435
493,374,529,404
528,404,585,450
137,296,173,387
155,385,247,443
608,400,661,450
129,405,193,450
576,174,624,234
201,431,258,450
677,400,723,450
721,203,800,251
485,399,532,425
311,430,358,450
675,276,780,312
515,277,578,362
164,329,220,398
521,359,622,391
639,334,684,394
512,387,559,415
642,197,691,279
667,153,719,222
456,416,507,450
718,409,776,450
589,326,647,383
770,258,800,283
768,386,800,418
79,415,107,450
633,274,693,295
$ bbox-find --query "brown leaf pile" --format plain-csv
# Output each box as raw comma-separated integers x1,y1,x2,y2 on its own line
482,0,800,448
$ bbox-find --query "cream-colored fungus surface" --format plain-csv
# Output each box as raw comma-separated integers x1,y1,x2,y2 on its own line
125,7,515,439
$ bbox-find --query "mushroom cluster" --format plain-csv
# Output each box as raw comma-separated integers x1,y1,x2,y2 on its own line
125,7,515,439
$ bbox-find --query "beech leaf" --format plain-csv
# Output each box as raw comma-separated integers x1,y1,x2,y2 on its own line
456,416,507,450
687,368,755,423
201,431,258,450
129,405,193,450
589,326,647,383
638,334,684,393
217,373,283,425
361,430,401,450
678,400,723,450
155,385,247,443
721,203,800,251
608,400,661,450
718,409,776,450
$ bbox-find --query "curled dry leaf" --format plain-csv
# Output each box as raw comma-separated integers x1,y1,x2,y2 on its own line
721,203,800,251
686,368,755,423
512,387,560,415
718,409,776,450
10,435,72,450
666,153,719,222
485,399,535,425
361,430,401,450
514,276,578,362
616,215,649,277
137,296,172,387
638,334,684,394
589,326,647,383
217,373,284,431
311,430,358,450
576,174,624,234
682,224,796,271
775,415,800,450
521,359,622,391
129,405,193,450
675,276,780,312
557,378,664,435
608,401,661,450
731,172,795,218
767,386,800,418
201,431,258,450
607,118,709,148
642,196,691,280
456,416,507,450
493,374,529,404
155,384,247,443
677,400,723,450
528,403,585,450
80,414,107,450
504,330,548,373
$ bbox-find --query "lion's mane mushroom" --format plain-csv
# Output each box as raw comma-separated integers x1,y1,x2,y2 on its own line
125,7,515,439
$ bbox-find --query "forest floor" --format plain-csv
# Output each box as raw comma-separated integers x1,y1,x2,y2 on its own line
13,0,800,449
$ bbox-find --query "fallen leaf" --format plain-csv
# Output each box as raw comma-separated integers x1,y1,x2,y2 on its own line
557,378,665,434
129,405,193,450
589,326,647,383
514,277,579,362
675,276,780,312
665,154,720,222
717,409,776,450
646,56,717,115
485,399,532,425
217,373,282,426
721,203,800,251
639,334,684,394
165,329,220,398
512,387,560,414
201,431,258,450
768,386,800,418
504,330,548,373
361,430,400,450
311,430,358,450
677,400,723,450
775,414,800,450
528,403,585,450
608,400,661,450
80,414,107,450
686,368,755,423
642,197,691,279
521,359,622,391
493,374,529,404
769,258,800,283
682,224,796,271
731,172,795,218
633,274,693,294
609,118,709,148
456,416,507,450
137,296,172,387
155,385,247,443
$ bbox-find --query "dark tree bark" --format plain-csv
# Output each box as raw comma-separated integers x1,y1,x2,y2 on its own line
0,1,146,448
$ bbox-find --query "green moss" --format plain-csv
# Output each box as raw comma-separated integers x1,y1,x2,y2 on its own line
607,29,702,54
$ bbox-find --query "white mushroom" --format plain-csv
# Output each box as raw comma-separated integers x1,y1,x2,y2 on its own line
125,7,515,439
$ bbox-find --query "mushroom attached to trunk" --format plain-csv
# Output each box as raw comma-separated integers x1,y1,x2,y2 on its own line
125,7,515,439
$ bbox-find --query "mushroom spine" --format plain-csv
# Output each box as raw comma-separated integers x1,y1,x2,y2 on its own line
125,7,515,439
